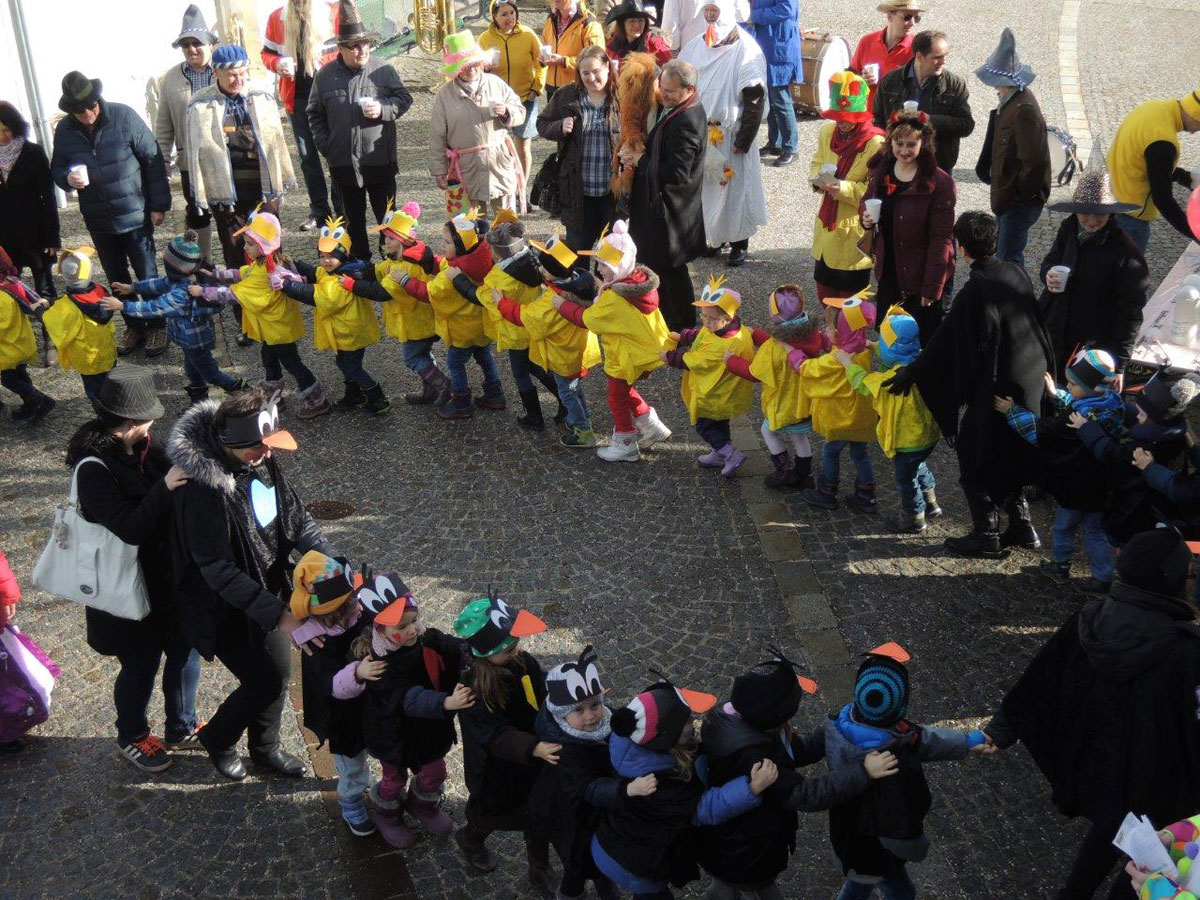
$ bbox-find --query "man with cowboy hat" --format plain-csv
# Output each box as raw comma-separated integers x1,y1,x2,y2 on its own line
1108,88,1200,254
973,27,1051,268
49,72,172,359
850,0,924,108
1039,146,1148,388
156,5,220,266
307,0,412,261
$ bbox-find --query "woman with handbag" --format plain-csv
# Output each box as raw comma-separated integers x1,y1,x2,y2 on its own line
64,366,199,773
537,45,620,255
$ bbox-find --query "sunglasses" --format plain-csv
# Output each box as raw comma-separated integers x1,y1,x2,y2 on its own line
179,40,203,49
892,11,921,21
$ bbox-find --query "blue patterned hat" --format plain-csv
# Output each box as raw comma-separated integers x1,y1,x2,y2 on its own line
853,642,911,727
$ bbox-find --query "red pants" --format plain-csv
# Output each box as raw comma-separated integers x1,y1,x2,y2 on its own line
606,376,650,433
377,757,447,803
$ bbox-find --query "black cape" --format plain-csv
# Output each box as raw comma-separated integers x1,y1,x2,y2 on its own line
301,618,368,757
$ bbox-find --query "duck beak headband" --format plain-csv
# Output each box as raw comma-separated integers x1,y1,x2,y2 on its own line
317,215,353,257
449,210,484,254
693,274,742,318
58,247,96,285
290,551,363,621
452,586,547,658
354,569,417,627
530,234,579,271
217,396,297,450
368,199,421,241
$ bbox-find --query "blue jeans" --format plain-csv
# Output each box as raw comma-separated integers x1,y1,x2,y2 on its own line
836,871,916,900
553,372,590,430
335,348,377,390
91,224,162,333
333,749,372,822
822,440,874,486
260,341,317,392
81,371,108,405
893,447,936,515
288,98,333,221
446,344,500,394
1052,505,1115,581
766,82,798,154
183,347,240,391
113,641,201,744
996,200,1044,269
402,336,437,375
1116,214,1151,256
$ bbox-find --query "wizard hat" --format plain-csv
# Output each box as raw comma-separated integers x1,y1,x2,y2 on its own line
1049,143,1138,215
453,587,547,658
172,4,218,47
975,27,1035,89
335,0,380,45
354,569,417,626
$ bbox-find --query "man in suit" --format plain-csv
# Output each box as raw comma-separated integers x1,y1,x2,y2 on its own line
623,59,706,330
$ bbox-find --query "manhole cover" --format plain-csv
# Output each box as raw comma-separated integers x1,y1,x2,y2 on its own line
308,500,356,520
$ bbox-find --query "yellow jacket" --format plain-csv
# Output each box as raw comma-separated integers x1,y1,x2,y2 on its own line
800,349,877,443
1109,98,1182,222
480,20,547,101
750,338,812,432
580,272,669,383
673,326,755,424
376,258,438,343
234,262,306,345
42,294,116,376
809,121,884,272
846,359,939,458
0,288,37,371
541,7,606,89
425,270,492,349
312,269,381,352
521,290,601,377
481,266,538,351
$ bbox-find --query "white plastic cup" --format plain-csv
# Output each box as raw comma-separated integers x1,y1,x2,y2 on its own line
278,56,296,77
903,100,919,112
69,163,89,187
820,162,837,176
357,96,374,109
864,198,883,225
863,63,880,83
1048,264,1071,293
539,43,553,63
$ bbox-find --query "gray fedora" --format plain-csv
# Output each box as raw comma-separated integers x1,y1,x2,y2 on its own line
93,366,165,421
975,28,1036,89
172,4,219,48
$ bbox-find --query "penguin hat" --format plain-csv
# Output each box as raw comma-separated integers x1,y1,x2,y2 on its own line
354,569,417,627
853,642,912,728
611,670,717,752
453,587,547,658
730,645,819,731
545,644,606,718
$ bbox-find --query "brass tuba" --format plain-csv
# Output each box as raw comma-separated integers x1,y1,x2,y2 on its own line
412,0,455,54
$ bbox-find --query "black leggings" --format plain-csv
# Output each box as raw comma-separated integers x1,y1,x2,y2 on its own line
1057,818,1133,900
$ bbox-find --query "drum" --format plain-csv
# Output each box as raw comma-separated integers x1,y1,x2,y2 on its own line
791,30,851,115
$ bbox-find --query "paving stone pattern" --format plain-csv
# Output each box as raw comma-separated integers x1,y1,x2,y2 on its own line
4,1,1200,897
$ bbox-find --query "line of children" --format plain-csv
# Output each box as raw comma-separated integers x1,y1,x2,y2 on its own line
104,230,247,404
40,247,116,406
0,245,54,421
662,276,756,478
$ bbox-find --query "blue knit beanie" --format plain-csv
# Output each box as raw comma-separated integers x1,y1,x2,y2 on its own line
854,654,909,727
164,230,202,275
212,44,250,69
877,311,921,368
1066,348,1116,390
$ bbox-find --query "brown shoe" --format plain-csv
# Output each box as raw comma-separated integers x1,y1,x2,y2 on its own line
116,329,145,356
144,328,169,358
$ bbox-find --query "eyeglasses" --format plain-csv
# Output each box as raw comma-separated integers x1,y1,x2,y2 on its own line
342,41,371,51
903,12,921,21
179,40,203,49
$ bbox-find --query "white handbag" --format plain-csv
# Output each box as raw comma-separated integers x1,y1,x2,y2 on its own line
32,457,150,621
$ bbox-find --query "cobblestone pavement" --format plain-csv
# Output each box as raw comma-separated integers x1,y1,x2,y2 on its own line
4,1,1200,898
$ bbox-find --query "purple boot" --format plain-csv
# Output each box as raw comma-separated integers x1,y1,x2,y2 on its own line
368,783,416,848
404,783,454,836
719,444,748,477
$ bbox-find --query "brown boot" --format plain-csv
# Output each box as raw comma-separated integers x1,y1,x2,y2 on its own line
144,327,169,358
116,328,145,356
454,824,497,873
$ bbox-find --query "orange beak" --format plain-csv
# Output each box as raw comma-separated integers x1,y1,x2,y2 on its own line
261,430,298,451
867,641,911,664
509,608,547,638
679,687,717,714
797,675,818,695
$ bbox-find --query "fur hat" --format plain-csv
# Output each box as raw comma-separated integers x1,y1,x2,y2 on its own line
853,642,911,728
354,570,416,626
453,587,547,658
545,645,606,717
611,674,716,752
1115,528,1192,599
1135,369,1200,423
290,551,361,621
877,309,920,367
1066,348,1117,390
730,645,817,730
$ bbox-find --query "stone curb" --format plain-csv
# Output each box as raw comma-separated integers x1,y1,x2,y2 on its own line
1058,0,1093,165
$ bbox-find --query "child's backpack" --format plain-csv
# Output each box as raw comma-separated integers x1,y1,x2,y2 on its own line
0,625,59,743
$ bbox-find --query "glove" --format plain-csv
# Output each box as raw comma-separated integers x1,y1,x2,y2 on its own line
340,275,356,292
786,347,809,372
966,729,987,749
884,366,915,396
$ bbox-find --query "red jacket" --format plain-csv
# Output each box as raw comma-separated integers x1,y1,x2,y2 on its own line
262,5,340,115
607,33,672,66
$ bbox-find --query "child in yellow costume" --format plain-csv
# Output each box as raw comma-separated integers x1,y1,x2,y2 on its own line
0,245,54,421
394,211,505,421
190,211,332,419
41,248,116,405
725,284,831,492
799,294,880,512
661,276,755,477
834,307,940,534
481,214,567,431
342,201,453,408
278,217,388,415
549,219,671,462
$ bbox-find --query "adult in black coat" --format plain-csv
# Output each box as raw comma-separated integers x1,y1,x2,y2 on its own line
0,102,59,299
888,211,1054,558
65,367,198,771
624,58,706,331
1038,157,1148,383
168,388,331,781
985,528,1200,900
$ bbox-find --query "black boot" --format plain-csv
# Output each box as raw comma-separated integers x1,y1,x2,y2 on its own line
335,381,367,411
184,384,209,405
525,833,557,898
516,388,545,431
764,451,801,489
405,366,442,405
795,454,815,490
363,383,391,415
945,491,1009,559
533,368,567,424
1001,490,1041,549
12,391,55,423
454,823,497,873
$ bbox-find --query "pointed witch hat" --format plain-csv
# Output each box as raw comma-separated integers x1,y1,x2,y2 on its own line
975,27,1035,89
335,0,380,45
1049,143,1139,215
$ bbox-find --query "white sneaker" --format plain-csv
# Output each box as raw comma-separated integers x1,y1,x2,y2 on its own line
634,407,672,449
596,429,640,462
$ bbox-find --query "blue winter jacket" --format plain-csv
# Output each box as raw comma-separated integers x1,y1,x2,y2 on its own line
50,100,171,236
749,0,801,87
123,276,217,351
